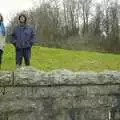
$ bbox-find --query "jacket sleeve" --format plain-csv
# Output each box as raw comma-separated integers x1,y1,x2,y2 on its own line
30,27,36,45
3,26,7,46
0,22,7,36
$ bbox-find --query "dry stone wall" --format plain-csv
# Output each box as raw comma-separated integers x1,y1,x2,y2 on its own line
0,67,120,120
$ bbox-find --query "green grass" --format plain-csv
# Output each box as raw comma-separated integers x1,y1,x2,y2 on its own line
2,44,120,71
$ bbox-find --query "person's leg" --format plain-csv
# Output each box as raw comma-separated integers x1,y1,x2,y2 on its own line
23,47,31,66
16,48,23,67
0,50,3,69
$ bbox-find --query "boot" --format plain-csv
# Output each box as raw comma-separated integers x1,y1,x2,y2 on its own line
16,64,21,69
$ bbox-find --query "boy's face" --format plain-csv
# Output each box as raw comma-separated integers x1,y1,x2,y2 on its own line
19,16,26,23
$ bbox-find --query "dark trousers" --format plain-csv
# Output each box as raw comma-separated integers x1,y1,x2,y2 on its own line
16,48,31,66
0,50,3,65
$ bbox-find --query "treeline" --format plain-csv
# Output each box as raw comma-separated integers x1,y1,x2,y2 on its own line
7,0,120,52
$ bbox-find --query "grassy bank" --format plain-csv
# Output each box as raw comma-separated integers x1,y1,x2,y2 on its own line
2,44,120,71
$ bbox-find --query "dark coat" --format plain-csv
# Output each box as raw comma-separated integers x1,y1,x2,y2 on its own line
11,24,35,48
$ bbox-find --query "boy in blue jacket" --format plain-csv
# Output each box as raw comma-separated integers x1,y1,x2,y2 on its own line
11,14,35,67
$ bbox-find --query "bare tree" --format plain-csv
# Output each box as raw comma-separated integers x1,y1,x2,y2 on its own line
79,0,92,34
7,0,120,52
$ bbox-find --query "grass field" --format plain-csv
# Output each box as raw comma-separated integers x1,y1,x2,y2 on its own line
2,44,120,71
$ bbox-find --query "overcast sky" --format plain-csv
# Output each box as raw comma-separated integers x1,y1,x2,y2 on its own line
0,0,35,26
0,0,118,26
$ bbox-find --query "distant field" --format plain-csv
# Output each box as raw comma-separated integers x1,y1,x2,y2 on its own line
2,44,120,71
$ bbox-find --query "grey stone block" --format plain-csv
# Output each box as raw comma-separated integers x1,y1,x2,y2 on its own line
0,71,13,86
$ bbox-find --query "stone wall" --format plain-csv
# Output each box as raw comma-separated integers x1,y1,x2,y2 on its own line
0,67,120,120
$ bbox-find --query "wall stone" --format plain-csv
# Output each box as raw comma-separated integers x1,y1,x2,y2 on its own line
0,67,120,120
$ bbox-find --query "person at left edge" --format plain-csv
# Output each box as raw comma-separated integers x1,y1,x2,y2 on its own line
0,14,7,69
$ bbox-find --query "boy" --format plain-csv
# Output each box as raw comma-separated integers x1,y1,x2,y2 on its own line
11,14,35,67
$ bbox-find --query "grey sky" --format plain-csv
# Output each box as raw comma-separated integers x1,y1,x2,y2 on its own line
0,0,119,26
0,0,35,26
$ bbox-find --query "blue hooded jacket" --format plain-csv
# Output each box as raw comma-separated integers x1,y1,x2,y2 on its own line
0,22,6,50
11,24,35,48
0,22,6,36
